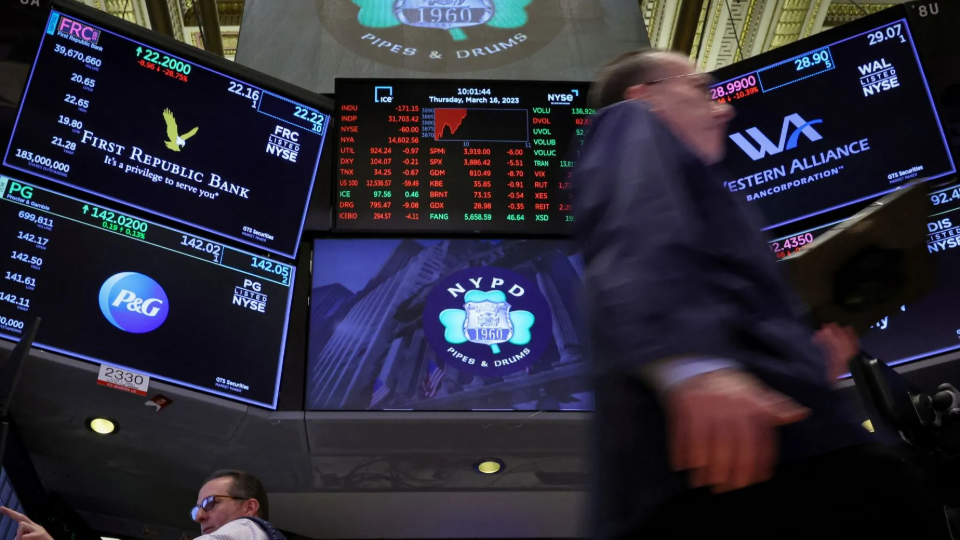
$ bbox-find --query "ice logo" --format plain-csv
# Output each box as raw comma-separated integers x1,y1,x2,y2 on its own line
98,272,169,333
439,290,534,353
424,266,550,377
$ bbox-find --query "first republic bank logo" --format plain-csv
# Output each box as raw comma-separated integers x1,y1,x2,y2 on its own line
729,114,824,161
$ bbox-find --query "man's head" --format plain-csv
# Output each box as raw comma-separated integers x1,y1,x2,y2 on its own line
590,49,735,164
192,470,269,534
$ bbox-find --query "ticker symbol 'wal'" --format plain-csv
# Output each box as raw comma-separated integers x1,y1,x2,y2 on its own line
162,108,199,152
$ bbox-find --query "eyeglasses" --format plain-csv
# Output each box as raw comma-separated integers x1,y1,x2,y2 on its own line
190,495,245,521
646,72,717,100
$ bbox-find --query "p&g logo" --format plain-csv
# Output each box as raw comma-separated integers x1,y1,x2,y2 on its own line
98,272,169,333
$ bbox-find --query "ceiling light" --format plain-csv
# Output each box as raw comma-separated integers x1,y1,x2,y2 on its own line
87,418,117,435
474,458,504,474
862,419,875,433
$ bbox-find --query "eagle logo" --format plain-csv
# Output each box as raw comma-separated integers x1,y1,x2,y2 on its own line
162,108,199,152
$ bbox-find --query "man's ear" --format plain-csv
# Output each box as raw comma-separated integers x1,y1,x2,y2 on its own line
624,84,648,102
242,499,260,518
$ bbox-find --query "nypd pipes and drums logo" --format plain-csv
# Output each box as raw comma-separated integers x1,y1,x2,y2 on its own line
317,0,564,72
423,267,551,377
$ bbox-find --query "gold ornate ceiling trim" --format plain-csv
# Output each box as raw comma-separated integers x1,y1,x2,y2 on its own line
734,0,759,62
700,0,726,71
690,0,710,60
770,0,811,50
824,3,895,28
803,0,825,38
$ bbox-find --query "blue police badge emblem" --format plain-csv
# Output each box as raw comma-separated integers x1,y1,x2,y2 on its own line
463,291,514,351
424,267,550,377
394,0,495,30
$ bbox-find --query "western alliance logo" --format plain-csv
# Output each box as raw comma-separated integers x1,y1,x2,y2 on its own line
98,272,169,333
317,0,563,72
729,113,823,161
423,266,551,377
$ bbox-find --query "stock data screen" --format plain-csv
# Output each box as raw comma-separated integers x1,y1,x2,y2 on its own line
858,183,960,365
713,15,954,231
0,175,295,409
4,8,330,258
763,183,960,367
334,79,591,233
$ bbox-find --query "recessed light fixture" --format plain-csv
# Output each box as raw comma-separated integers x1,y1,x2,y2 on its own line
474,458,504,474
87,418,118,435
862,419,875,433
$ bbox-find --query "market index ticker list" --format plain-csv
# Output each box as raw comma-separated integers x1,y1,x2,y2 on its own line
334,79,591,233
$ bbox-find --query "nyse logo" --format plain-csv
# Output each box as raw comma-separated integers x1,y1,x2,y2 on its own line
266,125,300,163
375,86,394,103
98,272,169,333
547,93,574,105
729,114,823,161
233,279,267,313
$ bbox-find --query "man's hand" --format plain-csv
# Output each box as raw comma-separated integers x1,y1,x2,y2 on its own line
814,323,859,382
666,369,810,493
1,507,54,540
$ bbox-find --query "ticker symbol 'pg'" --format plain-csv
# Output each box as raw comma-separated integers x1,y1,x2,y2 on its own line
99,272,169,333
162,108,199,152
729,113,823,161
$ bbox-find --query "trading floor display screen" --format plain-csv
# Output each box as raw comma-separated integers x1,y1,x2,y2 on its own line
334,79,590,233
308,238,591,411
855,184,960,365
4,6,331,258
0,175,295,408
713,12,954,231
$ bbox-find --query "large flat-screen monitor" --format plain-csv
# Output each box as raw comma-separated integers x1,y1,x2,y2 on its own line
712,7,955,231
0,174,295,408
334,79,589,233
308,238,590,411
763,182,960,368
3,1,332,258
235,0,647,94
856,183,960,364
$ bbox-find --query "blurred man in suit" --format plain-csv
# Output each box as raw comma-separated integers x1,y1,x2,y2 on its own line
574,49,948,539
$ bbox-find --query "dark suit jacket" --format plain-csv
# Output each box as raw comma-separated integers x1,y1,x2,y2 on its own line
572,101,871,539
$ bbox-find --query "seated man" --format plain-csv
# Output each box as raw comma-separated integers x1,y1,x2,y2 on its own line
0,470,285,540
191,470,285,540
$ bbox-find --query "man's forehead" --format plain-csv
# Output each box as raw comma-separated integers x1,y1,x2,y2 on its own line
198,477,232,501
653,53,697,78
